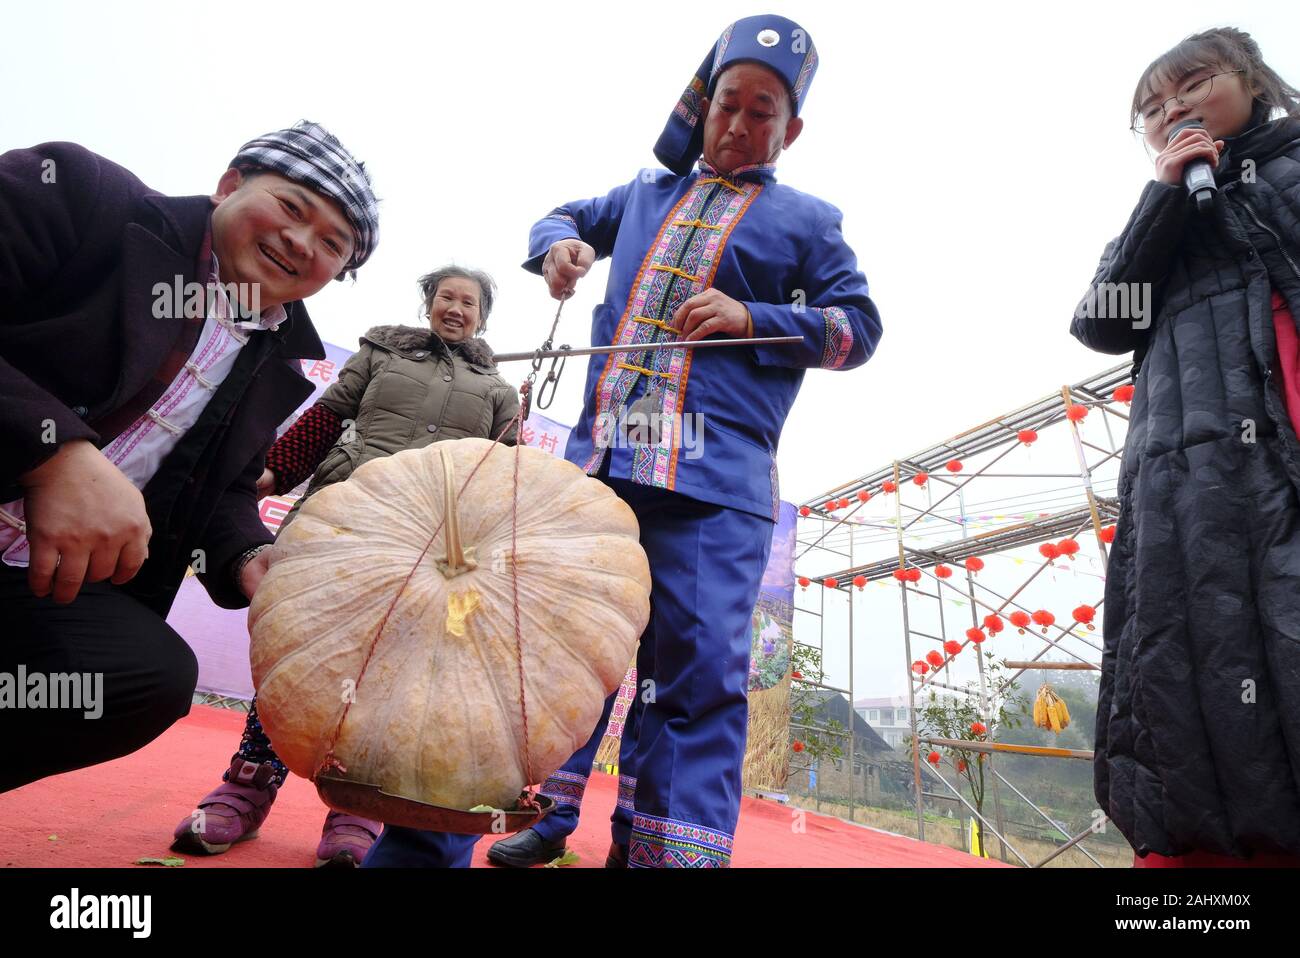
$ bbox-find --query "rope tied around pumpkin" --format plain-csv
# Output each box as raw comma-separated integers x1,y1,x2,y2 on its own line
315,408,540,812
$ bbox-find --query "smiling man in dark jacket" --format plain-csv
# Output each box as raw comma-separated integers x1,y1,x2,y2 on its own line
0,120,379,793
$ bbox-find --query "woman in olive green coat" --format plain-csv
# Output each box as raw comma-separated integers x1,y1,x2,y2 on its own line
172,265,519,867
261,265,520,514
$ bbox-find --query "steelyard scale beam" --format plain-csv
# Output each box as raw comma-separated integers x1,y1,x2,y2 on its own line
492,335,804,364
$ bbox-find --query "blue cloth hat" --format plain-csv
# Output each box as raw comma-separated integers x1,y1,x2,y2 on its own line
653,14,819,175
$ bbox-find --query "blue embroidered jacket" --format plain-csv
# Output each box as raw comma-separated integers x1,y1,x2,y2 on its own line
524,161,882,521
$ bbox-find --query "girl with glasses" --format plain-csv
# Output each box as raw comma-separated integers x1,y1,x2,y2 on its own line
1072,26,1300,868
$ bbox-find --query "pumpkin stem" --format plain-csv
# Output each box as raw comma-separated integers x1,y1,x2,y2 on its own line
435,447,478,578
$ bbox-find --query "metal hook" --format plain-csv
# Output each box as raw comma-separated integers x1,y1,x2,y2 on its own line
518,299,567,418
535,347,568,410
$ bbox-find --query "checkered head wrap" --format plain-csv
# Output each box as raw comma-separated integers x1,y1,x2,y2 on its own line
230,120,379,279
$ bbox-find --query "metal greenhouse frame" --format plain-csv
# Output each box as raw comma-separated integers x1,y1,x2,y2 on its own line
791,363,1134,867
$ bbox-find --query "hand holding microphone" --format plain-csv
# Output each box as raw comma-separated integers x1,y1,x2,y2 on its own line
1155,119,1224,213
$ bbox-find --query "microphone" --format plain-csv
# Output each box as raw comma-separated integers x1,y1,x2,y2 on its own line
1168,118,1217,213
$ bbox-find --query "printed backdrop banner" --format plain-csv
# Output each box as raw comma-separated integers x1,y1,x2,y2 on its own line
749,501,797,692
740,501,798,793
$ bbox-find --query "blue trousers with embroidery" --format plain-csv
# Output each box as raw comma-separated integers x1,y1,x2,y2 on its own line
531,637,651,847
613,479,772,867
363,476,772,868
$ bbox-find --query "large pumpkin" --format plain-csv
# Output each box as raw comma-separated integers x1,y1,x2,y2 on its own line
249,438,651,811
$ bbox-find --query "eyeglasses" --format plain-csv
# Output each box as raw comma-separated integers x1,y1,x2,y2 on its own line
1131,70,1245,134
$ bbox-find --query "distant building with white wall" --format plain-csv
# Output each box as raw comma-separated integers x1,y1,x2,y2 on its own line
854,695,913,749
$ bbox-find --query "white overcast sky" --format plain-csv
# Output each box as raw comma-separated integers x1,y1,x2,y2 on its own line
6,0,1296,504
6,1,1298,699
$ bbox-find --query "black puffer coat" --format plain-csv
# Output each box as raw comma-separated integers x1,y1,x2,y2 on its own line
1071,115,1300,859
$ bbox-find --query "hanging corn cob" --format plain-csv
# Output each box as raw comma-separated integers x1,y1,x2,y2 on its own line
1033,683,1072,734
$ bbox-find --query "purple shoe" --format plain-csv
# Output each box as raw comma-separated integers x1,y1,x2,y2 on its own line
171,758,279,855
315,811,382,868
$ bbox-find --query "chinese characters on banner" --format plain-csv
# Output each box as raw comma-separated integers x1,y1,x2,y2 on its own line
518,411,571,459
300,357,337,386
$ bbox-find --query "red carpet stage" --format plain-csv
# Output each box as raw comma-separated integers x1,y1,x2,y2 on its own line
0,705,1006,869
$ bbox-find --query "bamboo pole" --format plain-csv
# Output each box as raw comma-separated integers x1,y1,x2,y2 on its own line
922,736,1093,761
1002,661,1100,671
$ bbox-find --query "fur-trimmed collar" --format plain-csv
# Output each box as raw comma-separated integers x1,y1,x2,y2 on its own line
362,324,497,368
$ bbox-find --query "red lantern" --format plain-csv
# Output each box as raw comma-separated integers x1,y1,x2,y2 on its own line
792,740,805,753
983,614,1004,634
1113,384,1135,404
1100,525,1116,544
823,577,838,590
966,556,985,574
799,505,811,517
838,497,851,509
966,627,986,644
824,500,837,511
1073,605,1096,630
857,489,870,503
1032,609,1056,633
905,568,922,583
797,576,810,591
1066,404,1089,422
791,671,803,680
913,472,929,487
1038,542,1060,561
926,650,944,668
892,569,908,582
912,660,929,675
970,721,987,736
927,751,942,765
1058,538,1080,559
934,563,952,579
853,575,868,591
944,639,962,656
956,759,968,773
1018,429,1038,445
1010,610,1031,633
946,459,963,473
882,480,897,494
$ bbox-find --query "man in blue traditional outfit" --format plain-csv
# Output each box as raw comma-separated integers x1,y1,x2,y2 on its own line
364,12,881,868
